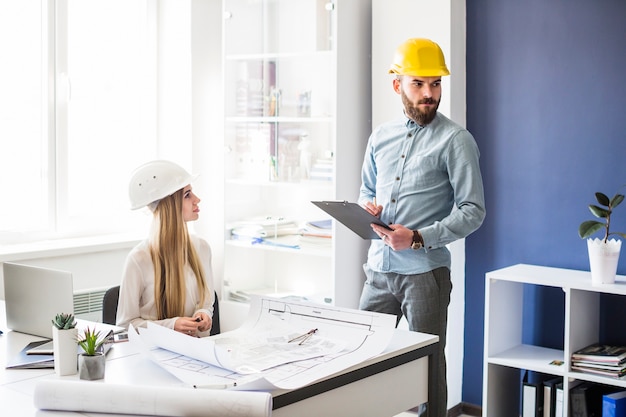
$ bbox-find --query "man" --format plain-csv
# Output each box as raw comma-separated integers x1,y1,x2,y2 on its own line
359,38,486,417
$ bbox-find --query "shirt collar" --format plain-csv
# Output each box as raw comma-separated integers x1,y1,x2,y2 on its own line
402,112,440,129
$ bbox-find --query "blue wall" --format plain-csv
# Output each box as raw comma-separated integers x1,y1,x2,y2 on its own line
464,0,626,406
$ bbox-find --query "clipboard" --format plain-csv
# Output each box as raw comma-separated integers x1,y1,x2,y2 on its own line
311,201,392,240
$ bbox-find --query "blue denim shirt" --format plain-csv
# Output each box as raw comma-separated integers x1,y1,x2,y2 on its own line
359,112,486,274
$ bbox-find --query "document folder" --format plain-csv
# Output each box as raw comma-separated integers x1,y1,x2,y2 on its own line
311,201,392,240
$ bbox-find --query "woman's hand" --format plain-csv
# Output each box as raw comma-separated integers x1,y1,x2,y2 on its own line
193,312,212,333
174,316,202,336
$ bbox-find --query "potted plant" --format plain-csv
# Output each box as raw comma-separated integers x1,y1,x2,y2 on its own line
51,313,78,376
578,187,626,285
77,327,106,380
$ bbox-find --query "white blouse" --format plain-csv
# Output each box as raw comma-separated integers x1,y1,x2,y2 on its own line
116,235,215,337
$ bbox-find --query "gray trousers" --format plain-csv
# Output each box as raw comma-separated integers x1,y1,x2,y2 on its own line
359,264,452,417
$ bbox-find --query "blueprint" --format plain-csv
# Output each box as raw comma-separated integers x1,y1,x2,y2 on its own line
131,296,397,390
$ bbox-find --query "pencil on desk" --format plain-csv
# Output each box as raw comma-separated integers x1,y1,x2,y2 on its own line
193,382,237,389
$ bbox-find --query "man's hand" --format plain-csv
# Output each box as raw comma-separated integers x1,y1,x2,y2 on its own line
363,200,382,217
371,223,413,251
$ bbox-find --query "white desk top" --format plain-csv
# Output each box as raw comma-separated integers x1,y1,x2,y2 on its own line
0,300,438,416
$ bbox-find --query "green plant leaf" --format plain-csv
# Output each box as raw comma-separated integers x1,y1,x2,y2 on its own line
578,220,604,238
611,193,624,209
78,327,105,356
595,192,610,206
52,313,76,330
588,205,609,219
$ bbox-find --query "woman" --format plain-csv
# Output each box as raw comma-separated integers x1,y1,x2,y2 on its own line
117,160,214,337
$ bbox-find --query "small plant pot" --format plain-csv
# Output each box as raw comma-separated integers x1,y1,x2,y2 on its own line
52,326,78,376
587,238,622,285
79,353,106,380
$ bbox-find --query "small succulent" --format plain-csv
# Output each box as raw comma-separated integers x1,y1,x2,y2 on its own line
52,313,77,330
78,327,106,356
578,187,626,244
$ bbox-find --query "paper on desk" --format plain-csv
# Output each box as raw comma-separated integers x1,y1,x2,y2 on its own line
133,296,396,390
138,312,347,374
33,379,272,417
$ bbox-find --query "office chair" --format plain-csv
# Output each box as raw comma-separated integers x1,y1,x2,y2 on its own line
102,285,120,326
101,285,221,335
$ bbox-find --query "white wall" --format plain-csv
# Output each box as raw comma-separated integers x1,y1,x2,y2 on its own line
0,237,139,300
371,0,467,410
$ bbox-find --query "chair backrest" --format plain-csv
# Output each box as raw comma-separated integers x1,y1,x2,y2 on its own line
102,285,120,325
210,293,220,336
102,285,221,335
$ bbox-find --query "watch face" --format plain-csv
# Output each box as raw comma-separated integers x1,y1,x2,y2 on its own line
411,241,422,250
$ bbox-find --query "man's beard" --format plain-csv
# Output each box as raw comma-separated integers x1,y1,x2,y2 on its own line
401,89,439,126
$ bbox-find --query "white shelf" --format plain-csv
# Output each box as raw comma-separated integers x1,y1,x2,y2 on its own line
225,238,331,257
488,344,565,376
225,50,333,61
221,0,371,319
225,116,333,123
483,263,626,416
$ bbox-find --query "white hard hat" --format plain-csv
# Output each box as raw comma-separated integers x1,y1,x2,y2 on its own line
128,160,199,210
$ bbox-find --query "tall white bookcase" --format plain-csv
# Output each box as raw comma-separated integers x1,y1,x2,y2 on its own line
218,0,372,329
483,264,626,416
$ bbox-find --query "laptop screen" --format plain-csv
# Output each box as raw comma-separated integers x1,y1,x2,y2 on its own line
3,262,74,338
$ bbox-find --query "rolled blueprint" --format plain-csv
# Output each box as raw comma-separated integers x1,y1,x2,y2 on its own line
34,380,272,417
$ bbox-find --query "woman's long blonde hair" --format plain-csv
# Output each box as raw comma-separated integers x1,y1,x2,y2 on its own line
149,189,208,319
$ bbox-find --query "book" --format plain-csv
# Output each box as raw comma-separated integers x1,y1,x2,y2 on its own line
572,344,626,365
555,382,564,417
571,364,626,379
523,371,545,417
572,361,626,371
6,340,54,369
603,391,626,417
523,380,541,417
571,382,621,417
543,377,562,417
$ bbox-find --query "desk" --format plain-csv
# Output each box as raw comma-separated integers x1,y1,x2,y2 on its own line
0,300,438,417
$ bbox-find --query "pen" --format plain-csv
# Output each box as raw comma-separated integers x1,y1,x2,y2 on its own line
193,382,237,389
373,197,377,206
288,328,318,345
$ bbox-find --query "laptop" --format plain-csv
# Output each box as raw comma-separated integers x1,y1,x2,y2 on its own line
3,262,75,339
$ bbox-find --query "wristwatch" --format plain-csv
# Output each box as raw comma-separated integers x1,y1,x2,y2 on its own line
411,230,424,250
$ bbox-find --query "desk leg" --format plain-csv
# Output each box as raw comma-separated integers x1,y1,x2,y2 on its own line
428,344,439,417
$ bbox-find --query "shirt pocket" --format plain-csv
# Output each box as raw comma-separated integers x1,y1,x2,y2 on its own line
404,156,445,188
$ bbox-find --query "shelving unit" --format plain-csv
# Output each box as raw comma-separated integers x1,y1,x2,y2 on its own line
483,263,626,416
220,0,371,318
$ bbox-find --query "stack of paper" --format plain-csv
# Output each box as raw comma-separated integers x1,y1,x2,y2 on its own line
229,216,299,239
298,219,332,246
308,157,333,181
571,343,626,378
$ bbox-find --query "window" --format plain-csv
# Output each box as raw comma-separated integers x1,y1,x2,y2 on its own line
0,0,158,244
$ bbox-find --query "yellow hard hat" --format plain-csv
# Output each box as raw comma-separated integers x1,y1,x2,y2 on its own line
388,38,450,77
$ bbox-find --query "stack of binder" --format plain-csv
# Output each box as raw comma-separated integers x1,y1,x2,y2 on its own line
571,343,626,378
570,382,622,417
603,391,626,417
522,372,564,417
229,216,299,240
298,219,332,245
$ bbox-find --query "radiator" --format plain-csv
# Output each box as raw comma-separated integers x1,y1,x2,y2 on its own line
73,287,108,321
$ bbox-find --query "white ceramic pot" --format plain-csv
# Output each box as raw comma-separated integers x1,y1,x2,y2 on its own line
79,353,106,380
52,326,78,376
587,238,622,285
